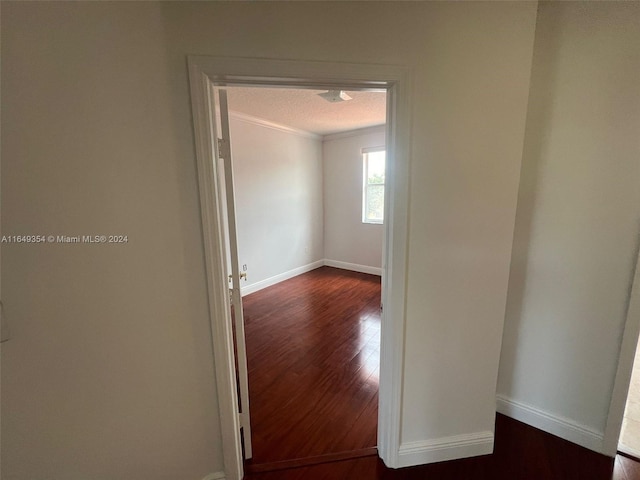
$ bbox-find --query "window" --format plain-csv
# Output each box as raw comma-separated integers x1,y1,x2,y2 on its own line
362,147,386,224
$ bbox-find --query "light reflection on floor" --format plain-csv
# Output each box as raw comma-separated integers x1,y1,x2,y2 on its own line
358,313,381,385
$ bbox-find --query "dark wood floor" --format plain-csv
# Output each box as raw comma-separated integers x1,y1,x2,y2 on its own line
242,266,381,467
241,266,640,479
245,414,640,479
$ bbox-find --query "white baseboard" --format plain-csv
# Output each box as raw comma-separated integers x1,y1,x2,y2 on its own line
241,260,324,296
496,394,604,453
618,442,640,459
201,472,225,480
397,431,494,467
323,259,382,276
240,258,381,297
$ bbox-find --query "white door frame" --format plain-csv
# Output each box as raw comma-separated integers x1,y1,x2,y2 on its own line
188,55,412,480
603,244,640,455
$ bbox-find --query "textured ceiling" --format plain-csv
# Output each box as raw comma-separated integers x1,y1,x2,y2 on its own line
225,87,387,136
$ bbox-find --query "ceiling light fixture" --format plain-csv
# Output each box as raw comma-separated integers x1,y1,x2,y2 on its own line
318,90,352,103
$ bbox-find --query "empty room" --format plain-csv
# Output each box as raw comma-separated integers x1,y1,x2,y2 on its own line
221,86,388,471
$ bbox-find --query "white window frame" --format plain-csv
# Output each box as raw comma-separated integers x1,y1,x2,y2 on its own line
362,146,386,224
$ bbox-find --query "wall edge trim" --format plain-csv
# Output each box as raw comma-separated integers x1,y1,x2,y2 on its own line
496,394,604,453
323,259,382,276
241,260,324,296
323,124,386,142
228,109,321,140
202,472,226,480
397,431,494,467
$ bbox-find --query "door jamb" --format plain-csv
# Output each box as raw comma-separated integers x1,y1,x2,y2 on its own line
188,56,412,480
603,242,640,455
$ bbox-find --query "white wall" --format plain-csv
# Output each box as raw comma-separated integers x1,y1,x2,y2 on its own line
2,2,539,478
228,114,324,293
323,126,385,272
395,5,536,457
156,0,539,467
497,1,640,453
1,3,223,480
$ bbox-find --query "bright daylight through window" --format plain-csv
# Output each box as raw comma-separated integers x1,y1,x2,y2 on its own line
362,148,386,224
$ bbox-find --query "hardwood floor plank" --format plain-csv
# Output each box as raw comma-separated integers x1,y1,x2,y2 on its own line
243,267,381,465
614,457,630,480
242,267,633,479
245,414,624,480
245,448,378,474
619,455,640,480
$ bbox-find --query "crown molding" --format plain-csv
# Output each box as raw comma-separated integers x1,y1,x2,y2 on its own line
322,124,386,142
227,110,321,140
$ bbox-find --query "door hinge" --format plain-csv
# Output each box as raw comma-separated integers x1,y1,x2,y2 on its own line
217,137,230,159
239,412,249,430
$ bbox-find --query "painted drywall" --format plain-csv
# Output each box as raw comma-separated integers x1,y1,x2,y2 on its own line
228,115,324,292
146,0,538,464
323,127,385,272
2,1,539,477
497,1,640,452
1,3,223,479
393,5,537,451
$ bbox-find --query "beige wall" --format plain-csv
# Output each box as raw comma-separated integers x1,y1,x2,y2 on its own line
160,1,537,456
2,1,539,478
323,127,386,271
229,114,324,290
1,3,223,479
498,1,640,450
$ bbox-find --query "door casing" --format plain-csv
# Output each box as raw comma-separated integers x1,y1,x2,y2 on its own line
188,55,412,480
603,243,640,455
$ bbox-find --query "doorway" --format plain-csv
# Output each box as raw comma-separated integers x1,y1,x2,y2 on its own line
619,344,640,458
222,85,386,469
188,55,411,480
616,245,640,457
604,242,640,457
